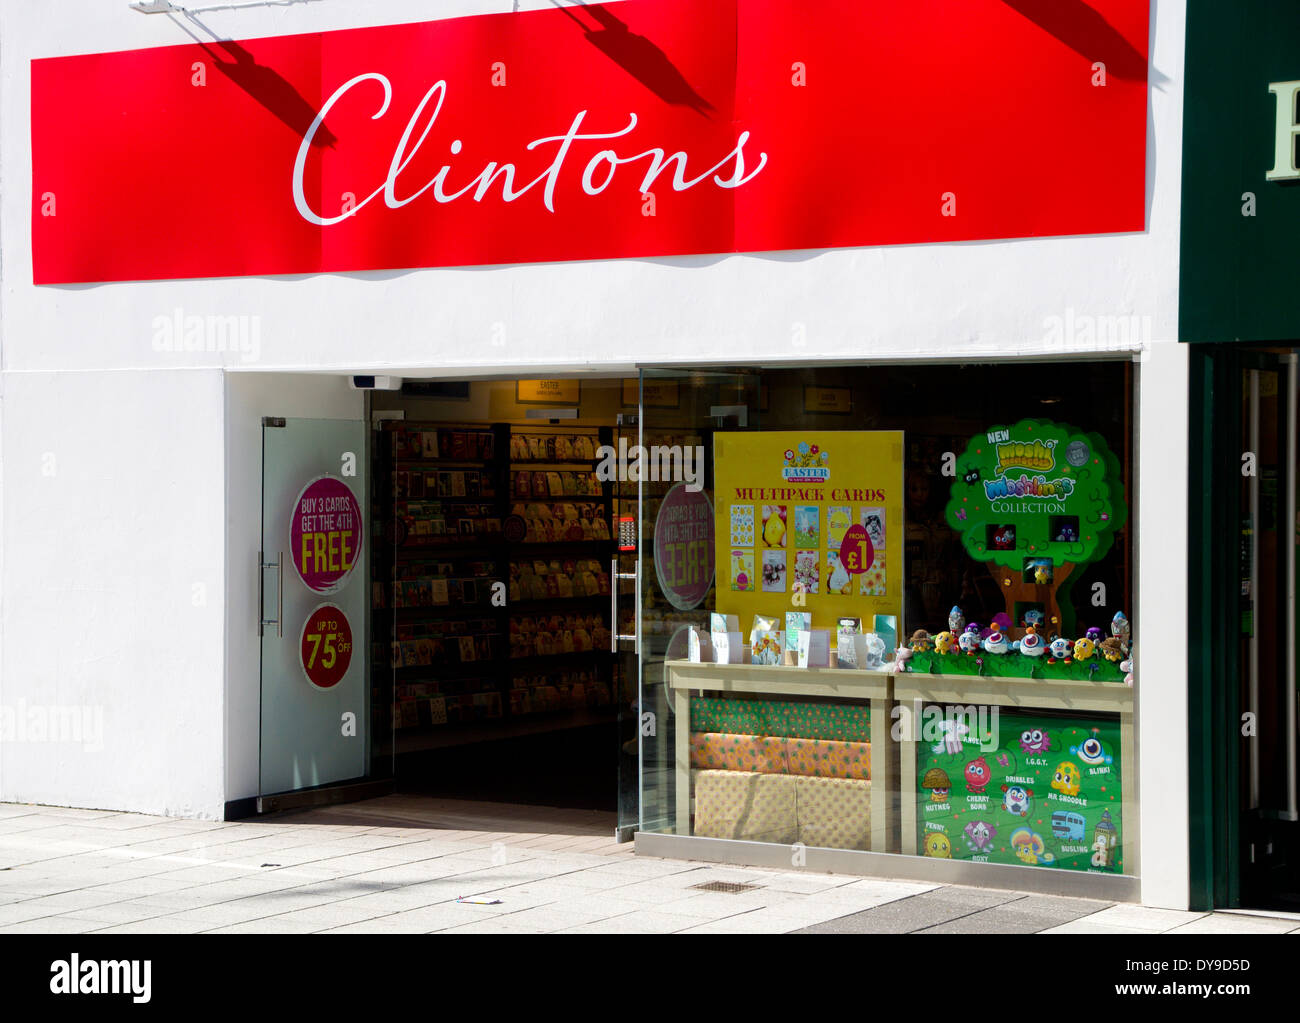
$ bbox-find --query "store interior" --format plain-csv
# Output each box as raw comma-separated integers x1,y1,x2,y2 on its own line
364,361,1133,817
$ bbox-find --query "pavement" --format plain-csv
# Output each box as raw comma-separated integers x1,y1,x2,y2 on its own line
0,798,1296,934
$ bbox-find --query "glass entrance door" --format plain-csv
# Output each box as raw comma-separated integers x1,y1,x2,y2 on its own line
1238,353,1300,909
259,417,373,798
623,368,762,837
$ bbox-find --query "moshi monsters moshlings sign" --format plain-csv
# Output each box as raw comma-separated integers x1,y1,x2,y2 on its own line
944,419,1126,637
916,709,1123,874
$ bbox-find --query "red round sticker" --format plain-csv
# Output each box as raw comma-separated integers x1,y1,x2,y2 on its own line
300,604,353,690
290,476,363,594
839,523,875,575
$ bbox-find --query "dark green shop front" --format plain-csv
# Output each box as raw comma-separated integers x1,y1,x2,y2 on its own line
1182,0,1300,911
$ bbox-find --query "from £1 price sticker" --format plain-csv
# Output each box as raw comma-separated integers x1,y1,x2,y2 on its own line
838,523,875,575
300,604,353,690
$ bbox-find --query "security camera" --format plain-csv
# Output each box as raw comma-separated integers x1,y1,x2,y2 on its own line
349,375,404,391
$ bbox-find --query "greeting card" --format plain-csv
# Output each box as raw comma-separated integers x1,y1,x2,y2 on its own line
729,504,755,547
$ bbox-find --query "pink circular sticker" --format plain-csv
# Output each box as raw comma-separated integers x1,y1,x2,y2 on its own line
290,476,363,594
838,523,875,575
653,483,715,610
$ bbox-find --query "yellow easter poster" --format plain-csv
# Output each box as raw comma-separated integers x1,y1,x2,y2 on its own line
713,431,905,634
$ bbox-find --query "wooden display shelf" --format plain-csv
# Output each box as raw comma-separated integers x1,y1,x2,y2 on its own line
664,660,895,853
394,540,502,555
395,459,499,469
509,461,602,470
510,540,614,554
508,595,610,613
507,650,616,668
510,492,606,502
893,672,1136,873
388,603,504,618
396,495,501,504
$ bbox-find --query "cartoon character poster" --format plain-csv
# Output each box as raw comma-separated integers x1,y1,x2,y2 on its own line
916,708,1123,874
943,419,1127,638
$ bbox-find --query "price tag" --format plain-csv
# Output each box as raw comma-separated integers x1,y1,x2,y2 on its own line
300,604,353,690
838,523,875,575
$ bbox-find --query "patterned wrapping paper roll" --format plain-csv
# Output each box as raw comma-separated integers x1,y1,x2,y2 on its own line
690,697,871,742
689,697,766,736
690,732,871,780
784,736,871,780
688,732,768,773
691,770,872,850
794,775,873,850
692,771,797,845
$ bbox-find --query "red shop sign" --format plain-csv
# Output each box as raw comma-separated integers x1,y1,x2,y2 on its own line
30,0,1149,285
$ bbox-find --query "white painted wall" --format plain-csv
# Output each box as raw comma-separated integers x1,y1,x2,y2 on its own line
0,369,226,818
1135,340,1191,909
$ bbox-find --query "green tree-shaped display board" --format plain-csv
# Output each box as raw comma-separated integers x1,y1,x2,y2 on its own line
944,419,1127,637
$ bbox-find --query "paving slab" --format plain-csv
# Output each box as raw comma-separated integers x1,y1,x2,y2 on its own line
916,896,1111,934
793,886,1029,934
1164,913,1298,934
434,906,606,933
88,918,214,934
202,917,325,934
1075,904,1207,931
676,911,803,934
0,915,120,934
1040,918,1159,934
564,909,721,934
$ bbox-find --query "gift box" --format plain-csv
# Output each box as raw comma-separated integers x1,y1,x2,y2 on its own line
690,697,767,736
692,771,796,844
689,732,767,773
691,732,870,781
794,775,872,850
784,737,871,780
689,697,871,742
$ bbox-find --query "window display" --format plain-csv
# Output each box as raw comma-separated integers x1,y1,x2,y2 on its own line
640,364,1135,890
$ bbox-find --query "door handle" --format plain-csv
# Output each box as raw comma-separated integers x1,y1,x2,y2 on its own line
259,551,284,639
1248,370,1261,810
1259,355,1299,822
278,550,284,640
1285,355,1298,821
611,557,639,654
